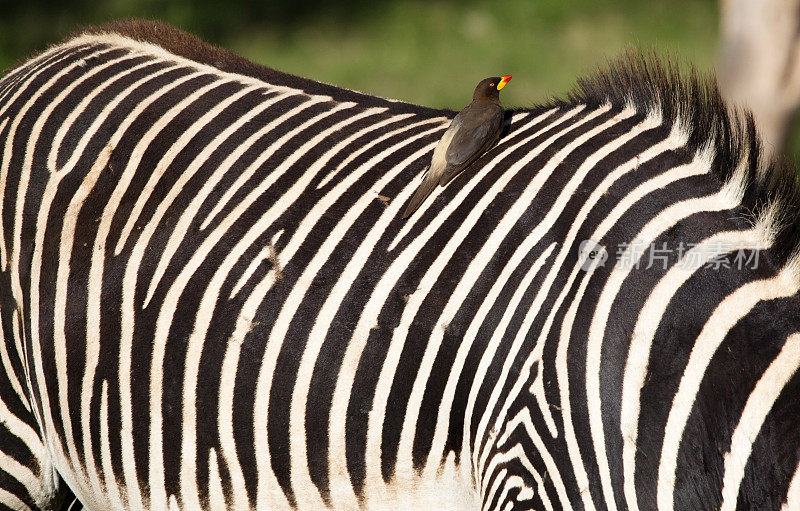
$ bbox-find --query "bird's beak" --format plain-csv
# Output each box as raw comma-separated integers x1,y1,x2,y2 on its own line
497,75,512,90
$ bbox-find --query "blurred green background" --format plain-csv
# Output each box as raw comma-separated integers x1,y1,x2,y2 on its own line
12,1,795,158
0,0,719,109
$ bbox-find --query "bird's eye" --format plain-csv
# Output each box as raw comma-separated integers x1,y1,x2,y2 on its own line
489,83,494,87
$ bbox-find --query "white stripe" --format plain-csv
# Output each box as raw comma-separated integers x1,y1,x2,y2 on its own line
279,133,443,509
0,117,9,271
518,446,553,511
498,408,572,508
213,105,389,300
121,87,301,303
355,109,579,497
585,148,710,511
452,118,671,500
537,116,677,511
246,117,444,508
48,57,162,176
530,370,553,439
230,229,284,298
656,268,800,510
488,475,528,511
354,111,577,492
556,247,604,505
11,311,27,410
377,108,564,485
0,451,42,507
3,34,312,510
114,91,355,508
0,47,84,270
387,110,558,253
29,52,153,501
396,116,543,241
420,108,640,483
77,69,209,511
169,94,356,505
0,396,47,470
0,45,77,104
212,98,407,506
2,48,111,451
179,101,366,511
54,63,190,508
0,307,29,411
113,83,262,253
11,47,118,500
0,55,47,104
99,380,124,510
0,487,32,511
147,95,333,304
135,95,327,511
465,237,553,480
483,468,508,511
277,117,445,273
720,332,800,511
96,73,235,511
0,66,29,104
408,109,627,470
194,97,342,233
0,46,82,119
469,107,620,479
320,109,560,500
316,115,443,190
65,62,183,499
207,448,228,510
288,128,450,507
274,124,446,508
620,230,766,510
219,273,277,511
499,445,552,511
482,444,543,508
443,199,556,468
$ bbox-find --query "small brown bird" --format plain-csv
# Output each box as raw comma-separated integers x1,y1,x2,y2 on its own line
402,75,511,218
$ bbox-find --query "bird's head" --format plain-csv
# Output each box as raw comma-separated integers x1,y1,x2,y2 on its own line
473,75,511,101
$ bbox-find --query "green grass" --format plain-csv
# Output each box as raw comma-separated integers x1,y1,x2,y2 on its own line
225,0,720,110
0,1,720,111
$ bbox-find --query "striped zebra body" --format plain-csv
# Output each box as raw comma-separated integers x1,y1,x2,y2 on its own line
0,20,799,510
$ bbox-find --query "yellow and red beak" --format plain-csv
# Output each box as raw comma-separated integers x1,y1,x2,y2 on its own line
497,75,512,90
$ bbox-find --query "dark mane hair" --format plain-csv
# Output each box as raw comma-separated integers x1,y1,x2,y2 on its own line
549,50,800,266
79,21,800,268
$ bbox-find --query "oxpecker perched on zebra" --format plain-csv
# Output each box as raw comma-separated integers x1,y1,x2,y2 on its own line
3,18,800,511
402,75,510,218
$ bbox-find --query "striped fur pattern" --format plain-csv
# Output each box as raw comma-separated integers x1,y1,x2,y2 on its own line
0,19,799,510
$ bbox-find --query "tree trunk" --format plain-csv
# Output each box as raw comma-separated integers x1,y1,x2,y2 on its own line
717,0,800,158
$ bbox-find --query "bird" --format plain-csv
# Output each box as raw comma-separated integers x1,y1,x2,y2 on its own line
402,75,511,218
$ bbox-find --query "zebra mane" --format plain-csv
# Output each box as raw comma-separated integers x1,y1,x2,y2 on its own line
75,21,800,270
549,50,800,269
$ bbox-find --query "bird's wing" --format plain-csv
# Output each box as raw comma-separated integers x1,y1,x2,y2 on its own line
445,122,491,168
439,110,503,186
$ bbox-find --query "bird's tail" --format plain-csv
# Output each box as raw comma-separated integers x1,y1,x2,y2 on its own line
402,167,437,218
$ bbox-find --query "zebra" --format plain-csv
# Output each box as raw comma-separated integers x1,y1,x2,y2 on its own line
1,18,800,511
